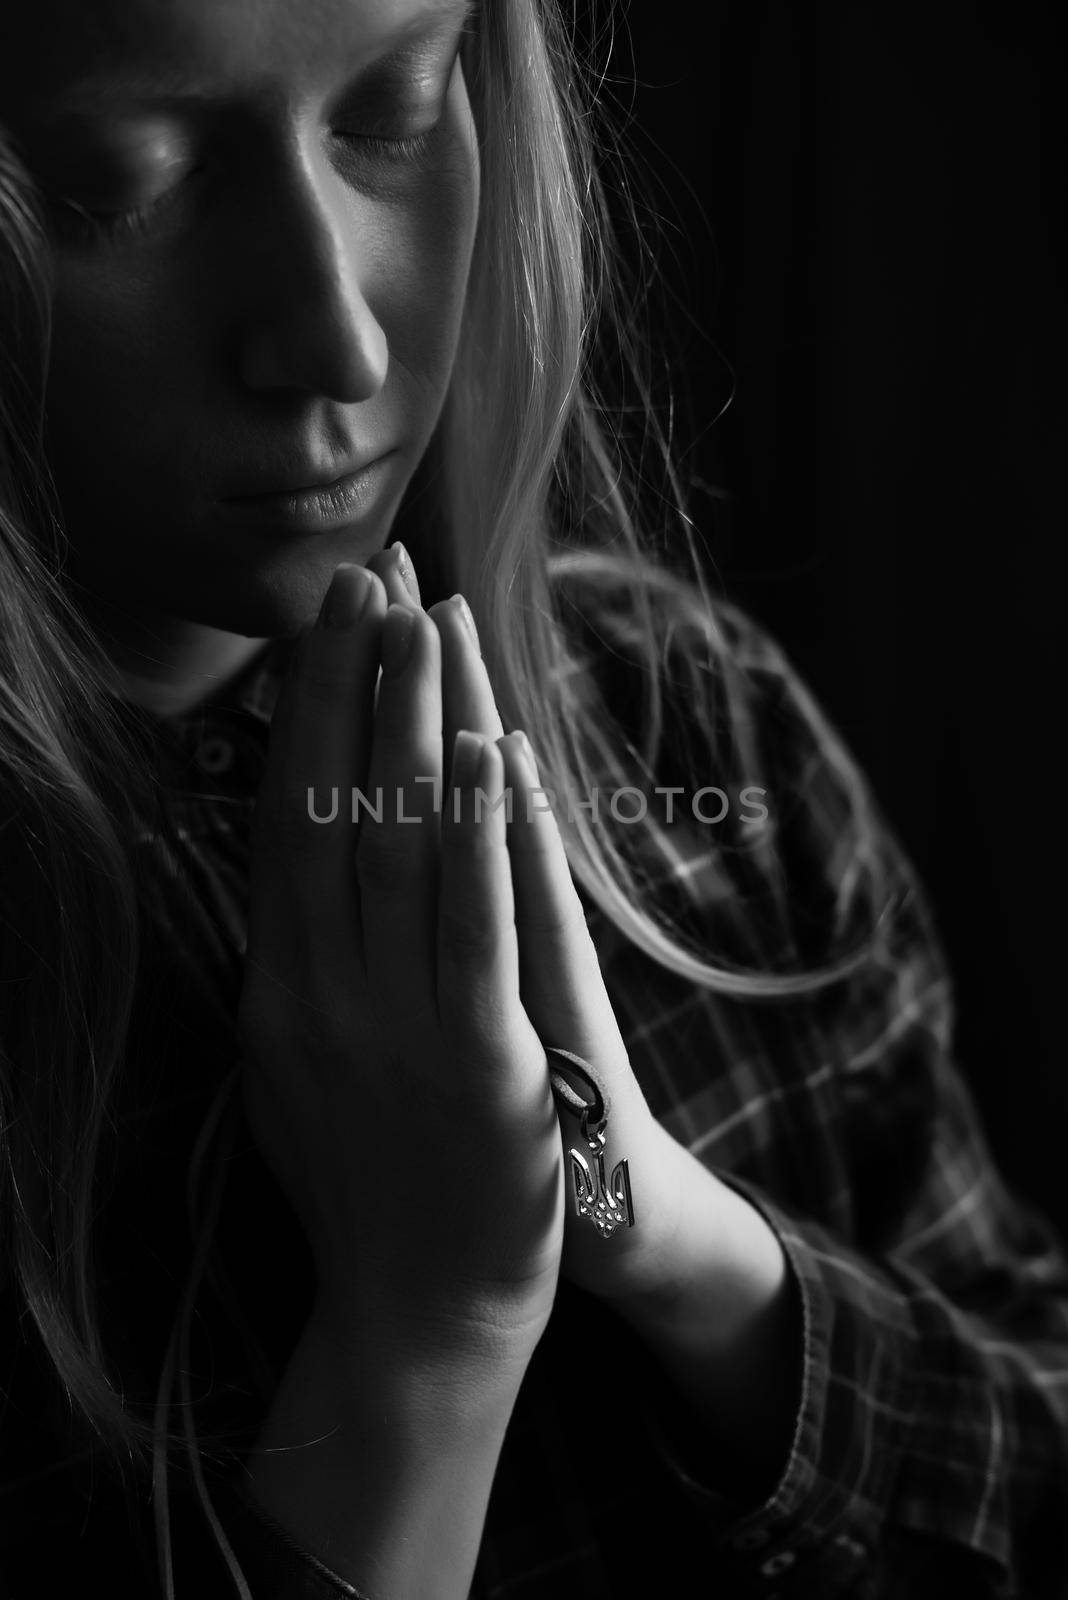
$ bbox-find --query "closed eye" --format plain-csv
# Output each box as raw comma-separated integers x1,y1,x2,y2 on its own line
48,168,202,245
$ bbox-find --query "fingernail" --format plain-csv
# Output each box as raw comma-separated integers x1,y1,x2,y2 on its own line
381,603,416,674
392,541,421,604
514,729,539,779
321,564,372,630
450,593,480,652
452,728,483,788
476,737,499,794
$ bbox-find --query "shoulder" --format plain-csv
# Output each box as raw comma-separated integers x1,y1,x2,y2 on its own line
568,565,933,984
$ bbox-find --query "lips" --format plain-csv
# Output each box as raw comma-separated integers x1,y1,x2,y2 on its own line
219,451,396,534
223,452,393,501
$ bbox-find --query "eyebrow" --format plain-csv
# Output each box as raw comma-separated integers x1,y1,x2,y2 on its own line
34,0,478,114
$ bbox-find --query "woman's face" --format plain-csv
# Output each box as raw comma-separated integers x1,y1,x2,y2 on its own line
0,0,480,637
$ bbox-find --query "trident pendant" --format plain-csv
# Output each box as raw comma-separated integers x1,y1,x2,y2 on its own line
569,1130,635,1239
544,1045,635,1242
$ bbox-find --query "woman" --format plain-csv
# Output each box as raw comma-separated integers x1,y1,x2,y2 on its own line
1,0,1066,1596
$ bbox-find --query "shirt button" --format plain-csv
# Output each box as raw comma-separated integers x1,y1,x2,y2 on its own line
732,1527,771,1552
759,1551,797,1577
832,1533,868,1561
195,735,235,775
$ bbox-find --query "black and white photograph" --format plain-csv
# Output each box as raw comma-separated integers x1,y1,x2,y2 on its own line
1,1,1065,1595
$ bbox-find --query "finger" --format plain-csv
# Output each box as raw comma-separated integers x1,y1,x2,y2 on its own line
250,562,387,975
426,594,504,791
356,603,443,1024
366,541,421,609
365,543,422,715
498,732,625,1066
437,732,526,1073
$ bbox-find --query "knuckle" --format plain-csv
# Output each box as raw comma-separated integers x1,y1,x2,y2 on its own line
369,723,432,773
296,656,351,708
444,807,509,852
519,904,575,941
355,826,422,893
438,990,510,1060
438,905,500,966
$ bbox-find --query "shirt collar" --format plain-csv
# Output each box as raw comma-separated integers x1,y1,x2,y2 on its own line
134,634,301,817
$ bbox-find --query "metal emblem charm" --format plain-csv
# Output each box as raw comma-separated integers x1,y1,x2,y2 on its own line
546,1045,636,1241
569,1125,635,1239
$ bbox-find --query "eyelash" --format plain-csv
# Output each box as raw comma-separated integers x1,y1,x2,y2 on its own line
59,126,440,246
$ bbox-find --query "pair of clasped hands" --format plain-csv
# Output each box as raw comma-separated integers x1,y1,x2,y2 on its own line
238,542,681,1369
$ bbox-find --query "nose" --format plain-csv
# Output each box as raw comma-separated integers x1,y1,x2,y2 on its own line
238,152,389,402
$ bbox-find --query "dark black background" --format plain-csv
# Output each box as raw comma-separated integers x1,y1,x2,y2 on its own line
588,1,1067,1230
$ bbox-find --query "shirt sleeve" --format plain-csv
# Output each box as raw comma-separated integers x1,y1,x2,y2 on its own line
621,602,1068,1599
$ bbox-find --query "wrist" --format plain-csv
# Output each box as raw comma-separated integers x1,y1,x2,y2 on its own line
243,1300,530,1600
597,1144,787,1339
594,1153,804,1497
308,1281,547,1399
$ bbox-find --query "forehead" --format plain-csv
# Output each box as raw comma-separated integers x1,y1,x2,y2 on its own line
0,0,468,115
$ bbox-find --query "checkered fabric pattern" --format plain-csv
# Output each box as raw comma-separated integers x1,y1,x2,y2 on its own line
3,599,1067,1599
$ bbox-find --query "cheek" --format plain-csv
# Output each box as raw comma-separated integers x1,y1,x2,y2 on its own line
45,260,205,506
373,102,480,397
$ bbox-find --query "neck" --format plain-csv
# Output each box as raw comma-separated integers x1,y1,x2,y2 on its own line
79,593,271,720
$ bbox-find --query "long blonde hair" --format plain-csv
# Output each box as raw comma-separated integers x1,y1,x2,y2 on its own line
0,127,159,1460
0,0,885,1586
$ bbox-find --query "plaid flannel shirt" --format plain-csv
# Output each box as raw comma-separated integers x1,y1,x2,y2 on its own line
3,597,1066,1600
